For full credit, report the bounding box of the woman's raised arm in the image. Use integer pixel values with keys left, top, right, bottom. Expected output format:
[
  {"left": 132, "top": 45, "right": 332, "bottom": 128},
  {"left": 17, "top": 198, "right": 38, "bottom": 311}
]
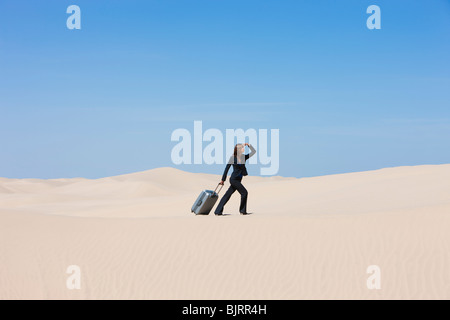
[{"left": 245, "top": 144, "right": 256, "bottom": 161}]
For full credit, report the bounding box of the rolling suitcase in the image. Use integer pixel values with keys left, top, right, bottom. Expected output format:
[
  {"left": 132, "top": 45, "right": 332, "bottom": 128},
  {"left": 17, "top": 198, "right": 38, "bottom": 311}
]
[{"left": 191, "top": 183, "right": 223, "bottom": 215}]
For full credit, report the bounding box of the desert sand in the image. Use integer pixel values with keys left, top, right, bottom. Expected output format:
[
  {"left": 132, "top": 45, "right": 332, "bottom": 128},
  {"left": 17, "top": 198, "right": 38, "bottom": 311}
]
[{"left": 1, "top": 164, "right": 449, "bottom": 299}]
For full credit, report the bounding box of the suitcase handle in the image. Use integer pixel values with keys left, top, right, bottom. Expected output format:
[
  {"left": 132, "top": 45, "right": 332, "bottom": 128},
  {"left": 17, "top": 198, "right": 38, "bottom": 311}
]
[{"left": 213, "top": 183, "right": 223, "bottom": 195}]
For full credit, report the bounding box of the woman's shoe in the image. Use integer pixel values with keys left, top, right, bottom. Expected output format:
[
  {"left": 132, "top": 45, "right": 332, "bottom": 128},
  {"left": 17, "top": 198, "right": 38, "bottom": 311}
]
[
  {"left": 240, "top": 212, "right": 251, "bottom": 215},
  {"left": 215, "top": 213, "right": 223, "bottom": 216}
]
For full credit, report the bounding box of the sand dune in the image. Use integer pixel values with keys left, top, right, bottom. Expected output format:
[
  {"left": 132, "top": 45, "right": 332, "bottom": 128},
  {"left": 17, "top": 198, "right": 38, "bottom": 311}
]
[{"left": 1, "top": 164, "right": 449, "bottom": 299}]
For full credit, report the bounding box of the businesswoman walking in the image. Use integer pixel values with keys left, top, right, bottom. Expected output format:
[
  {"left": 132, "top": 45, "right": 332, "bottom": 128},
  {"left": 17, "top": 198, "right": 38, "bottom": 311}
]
[{"left": 214, "top": 143, "right": 256, "bottom": 215}]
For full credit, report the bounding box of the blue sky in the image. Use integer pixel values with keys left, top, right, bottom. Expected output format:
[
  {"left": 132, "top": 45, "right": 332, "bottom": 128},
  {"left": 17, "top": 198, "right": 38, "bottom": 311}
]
[{"left": 1, "top": 0, "right": 449, "bottom": 179}]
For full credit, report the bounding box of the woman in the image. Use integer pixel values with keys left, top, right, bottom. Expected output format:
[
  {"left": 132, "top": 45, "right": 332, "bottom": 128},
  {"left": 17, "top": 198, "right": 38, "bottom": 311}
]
[{"left": 214, "top": 143, "right": 256, "bottom": 216}]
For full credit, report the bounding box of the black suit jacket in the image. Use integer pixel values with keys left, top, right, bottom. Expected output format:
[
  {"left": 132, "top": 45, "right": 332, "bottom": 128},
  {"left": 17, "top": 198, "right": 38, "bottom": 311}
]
[{"left": 221, "top": 145, "right": 256, "bottom": 181}]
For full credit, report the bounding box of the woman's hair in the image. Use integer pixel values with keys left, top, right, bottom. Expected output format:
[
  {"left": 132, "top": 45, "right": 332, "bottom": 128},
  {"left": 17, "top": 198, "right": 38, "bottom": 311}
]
[{"left": 233, "top": 143, "right": 244, "bottom": 157}]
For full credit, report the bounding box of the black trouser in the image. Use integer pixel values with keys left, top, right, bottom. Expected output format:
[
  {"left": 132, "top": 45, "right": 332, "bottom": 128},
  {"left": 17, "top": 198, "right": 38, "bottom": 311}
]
[{"left": 214, "top": 177, "right": 248, "bottom": 214}]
